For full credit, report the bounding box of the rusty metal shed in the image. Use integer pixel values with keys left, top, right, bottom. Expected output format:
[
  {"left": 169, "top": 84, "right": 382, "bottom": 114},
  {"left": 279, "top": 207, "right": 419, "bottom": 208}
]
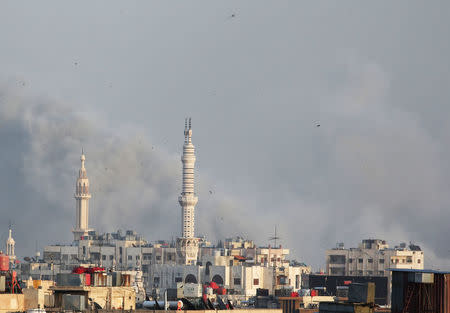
[{"left": 390, "top": 269, "right": 450, "bottom": 313}]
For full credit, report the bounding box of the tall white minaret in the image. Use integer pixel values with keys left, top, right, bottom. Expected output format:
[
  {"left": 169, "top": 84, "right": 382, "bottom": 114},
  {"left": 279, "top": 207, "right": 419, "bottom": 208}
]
[
  {"left": 176, "top": 118, "right": 199, "bottom": 264},
  {"left": 6, "top": 226, "right": 16, "bottom": 265},
  {"left": 179, "top": 117, "right": 198, "bottom": 238},
  {"left": 72, "top": 150, "right": 92, "bottom": 241}
]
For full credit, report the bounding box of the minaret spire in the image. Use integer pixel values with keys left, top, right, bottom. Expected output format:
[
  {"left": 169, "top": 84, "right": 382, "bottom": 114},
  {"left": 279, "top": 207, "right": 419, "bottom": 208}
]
[
  {"left": 73, "top": 150, "right": 92, "bottom": 241},
  {"left": 6, "top": 224, "right": 16, "bottom": 266},
  {"left": 177, "top": 117, "right": 200, "bottom": 264}
]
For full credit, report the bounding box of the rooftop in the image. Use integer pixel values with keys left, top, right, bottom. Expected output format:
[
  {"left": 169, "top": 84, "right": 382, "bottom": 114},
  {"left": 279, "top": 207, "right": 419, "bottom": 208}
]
[{"left": 388, "top": 268, "right": 450, "bottom": 274}]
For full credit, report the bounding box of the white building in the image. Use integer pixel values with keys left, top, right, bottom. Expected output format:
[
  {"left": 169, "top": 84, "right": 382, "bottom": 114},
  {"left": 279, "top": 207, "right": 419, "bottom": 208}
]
[
  {"left": 325, "top": 239, "right": 424, "bottom": 305},
  {"left": 146, "top": 239, "right": 310, "bottom": 298},
  {"left": 326, "top": 239, "right": 423, "bottom": 276}
]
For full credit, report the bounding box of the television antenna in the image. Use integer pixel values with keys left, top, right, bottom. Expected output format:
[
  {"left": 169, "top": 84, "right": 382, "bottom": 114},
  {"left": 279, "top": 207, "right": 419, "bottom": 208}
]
[{"left": 269, "top": 226, "right": 281, "bottom": 247}]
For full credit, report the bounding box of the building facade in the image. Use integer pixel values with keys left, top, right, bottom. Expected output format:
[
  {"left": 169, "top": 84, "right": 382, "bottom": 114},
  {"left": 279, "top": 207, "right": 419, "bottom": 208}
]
[
  {"left": 325, "top": 239, "right": 424, "bottom": 305},
  {"left": 326, "top": 239, "right": 424, "bottom": 276}
]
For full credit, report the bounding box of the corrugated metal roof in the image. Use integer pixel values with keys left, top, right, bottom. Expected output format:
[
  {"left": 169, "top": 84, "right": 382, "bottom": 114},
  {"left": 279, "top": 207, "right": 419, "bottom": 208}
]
[{"left": 388, "top": 268, "right": 450, "bottom": 274}]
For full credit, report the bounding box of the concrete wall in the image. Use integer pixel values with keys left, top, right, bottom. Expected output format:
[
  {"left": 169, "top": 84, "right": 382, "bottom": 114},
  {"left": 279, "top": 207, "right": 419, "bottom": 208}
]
[
  {"left": 88, "top": 286, "right": 135, "bottom": 310},
  {"left": 0, "top": 294, "right": 25, "bottom": 313},
  {"left": 23, "top": 287, "right": 45, "bottom": 310}
]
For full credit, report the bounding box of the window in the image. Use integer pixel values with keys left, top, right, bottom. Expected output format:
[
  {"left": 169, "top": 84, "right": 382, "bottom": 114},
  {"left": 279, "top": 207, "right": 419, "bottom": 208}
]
[
  {"left": 234, "top": 278, "right": 241, "bottom": 285},
  {"left": 329, "top": 255, "right": 346, "bottom": 264},
  {"left": 119, "top": 247, "right": 123, "bottom": 254},
  {"left": 349, "top": 259, "right": 353, "bottom": 263},
  {"left": 102, "top": 255, "right": 106, "bottom": 260},
  {"left": 418, "top": 259, "right": 421, "bottom": 264},
  {"left": 367, "top": 271, "right": 373, "bottom": 275},
  {"left": 331, "top": 268, "right": 345, "bottom": 275},
  {"left": 136, "top": 255, "right": 140, "bottom": 260},
  {"left": 91, "top": 253, "right": 100, "bottom": 260},
  {"left": 368, "top": 258, "right": 373, "bottom": 263},
  {"left": 156, "top": 256, "right": 161, "bottom": 261},
  {"left": 109, "top": 255, "right": 114, "bottom": 260},
  {"left": 407, "top": 256, "right": 412, "bottom": 263},
  {"left": 175, "top": 277, "right": 182, "bottom": 283},
  {"left": 253, "top": 279, "right": 259, "bottom": 285},
  {"left": 186, "top": 274, "right": 198, "bottom": 284},
  {"left": 378, "top": 271, "right": 384, "bottom": 276},
  {"left": 154, "top": 277, "right": 160, "bottom": 284},
  {"left": 358, "top": 258, "right": 363, "bottom": 263},
  {"left": 128, "top": 255, "right": 132, "bottom": 260},
  {"left": 143, "top": 254, "right": 152, "bottom": 260},
  {"left": 379, "top": 259, "right": 384, "bottom": 264}
]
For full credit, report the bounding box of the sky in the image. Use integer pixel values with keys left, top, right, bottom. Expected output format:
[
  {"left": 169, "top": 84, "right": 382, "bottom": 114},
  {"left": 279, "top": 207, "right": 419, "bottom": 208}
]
[{"left": 1, "top": 1, "right": 450, "bottom": 270}]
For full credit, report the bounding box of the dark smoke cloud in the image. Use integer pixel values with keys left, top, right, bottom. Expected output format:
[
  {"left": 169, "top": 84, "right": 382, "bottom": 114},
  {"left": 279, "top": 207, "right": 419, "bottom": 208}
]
[{"left": 0, "top": 83, "right": 255, "bottom": 259}]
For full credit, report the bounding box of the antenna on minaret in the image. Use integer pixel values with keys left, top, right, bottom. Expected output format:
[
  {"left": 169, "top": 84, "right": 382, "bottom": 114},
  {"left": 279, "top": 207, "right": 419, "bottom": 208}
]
[{"left": 184, "top": 118, "right": 188, "bottom": 143}]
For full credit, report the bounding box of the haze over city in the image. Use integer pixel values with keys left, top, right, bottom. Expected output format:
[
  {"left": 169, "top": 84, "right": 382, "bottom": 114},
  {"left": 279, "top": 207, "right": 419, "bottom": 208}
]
[{"left": 1, "top": 1, "right": 450, "bottom": 271}]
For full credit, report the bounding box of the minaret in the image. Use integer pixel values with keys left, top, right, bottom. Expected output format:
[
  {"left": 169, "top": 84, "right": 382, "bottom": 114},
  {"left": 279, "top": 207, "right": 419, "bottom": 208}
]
[
  {"left": 179, "top": 117, "right": 198, "bottom": 238},
  {"left": 176, "top": 118, "right": 200, "bottom": 264},
  {"left": 72, "top": 150, "right": 92, "bottom": 241},
  {"left": 6, "top": 226, "right": 16, "bottom": 265}
]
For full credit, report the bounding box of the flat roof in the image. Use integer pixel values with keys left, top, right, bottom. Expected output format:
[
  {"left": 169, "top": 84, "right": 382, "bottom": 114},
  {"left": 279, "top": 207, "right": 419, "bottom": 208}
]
[{"left": 388, "top": 268, "right": 450, "bottom": 274}]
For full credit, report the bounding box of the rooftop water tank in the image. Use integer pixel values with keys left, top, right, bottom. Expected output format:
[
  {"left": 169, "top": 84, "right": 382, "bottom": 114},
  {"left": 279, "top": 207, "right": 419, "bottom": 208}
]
[{"left": 0, "top": 252, "right": 9, "bottom": 271}]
